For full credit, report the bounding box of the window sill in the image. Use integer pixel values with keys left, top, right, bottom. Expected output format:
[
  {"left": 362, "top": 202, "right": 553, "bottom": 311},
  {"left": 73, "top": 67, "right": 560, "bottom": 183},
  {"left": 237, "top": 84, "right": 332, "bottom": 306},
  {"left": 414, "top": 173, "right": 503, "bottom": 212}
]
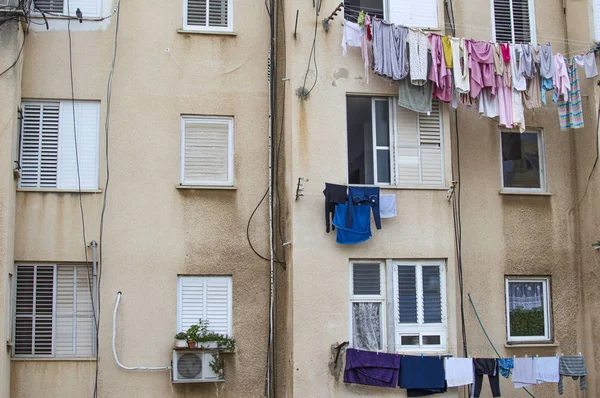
[
  {"left": 12, "top": 357, "right": 97, "bottom": 362},
  {"left": 349, "top": 185, "right": 449, "bottom": 191},
  {"left": 17, "top": 188, "right": 102, "bottom": 193},
  {"left": 176, "top": 185, "right": 237, "bottom": 191},
  {"left": 177, "top": 29, "right": 237, "bottom": 36},
  {"left": 500, "top": 190, "right": 551, "bottom": 196},
  {"left": 504, "top": 342, "right": 558, "bottom": 348}
]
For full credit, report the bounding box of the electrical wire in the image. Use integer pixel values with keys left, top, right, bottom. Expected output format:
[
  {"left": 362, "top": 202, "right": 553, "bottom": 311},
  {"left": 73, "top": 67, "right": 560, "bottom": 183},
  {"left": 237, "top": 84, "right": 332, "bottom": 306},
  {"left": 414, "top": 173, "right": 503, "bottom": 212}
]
[
  {"left": 0, "top": 20, "right": 27, "bottom": 77},
  {"left": 299, "top": 4, "right": 319, "bottom": 98}
]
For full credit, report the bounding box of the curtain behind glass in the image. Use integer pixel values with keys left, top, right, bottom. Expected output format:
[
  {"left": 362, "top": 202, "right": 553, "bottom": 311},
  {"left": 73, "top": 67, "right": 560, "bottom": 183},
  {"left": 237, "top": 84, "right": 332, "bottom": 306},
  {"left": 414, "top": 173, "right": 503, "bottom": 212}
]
[
  {"left": 352, "top": 303, "right": 381, "bottom": 350},
  {"left": 508, "top": 282, "right": 543, "bottom": 311}
]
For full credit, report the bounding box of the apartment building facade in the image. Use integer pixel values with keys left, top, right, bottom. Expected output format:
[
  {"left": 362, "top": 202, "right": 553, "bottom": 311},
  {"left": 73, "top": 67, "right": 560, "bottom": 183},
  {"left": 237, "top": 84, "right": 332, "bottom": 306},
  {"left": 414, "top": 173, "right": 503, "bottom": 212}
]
[{"left": 0, "top": 0, "right": 600, "bottom": 397}]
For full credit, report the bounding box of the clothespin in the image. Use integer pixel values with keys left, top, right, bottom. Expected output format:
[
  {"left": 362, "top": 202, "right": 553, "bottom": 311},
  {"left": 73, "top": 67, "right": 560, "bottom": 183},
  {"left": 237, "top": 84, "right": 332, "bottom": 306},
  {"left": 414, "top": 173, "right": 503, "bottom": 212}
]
[
  {"left": 531, "top": 355, "right": 534, "bottom": 359},
  {"left": 438, "top": 354, "right": 441, "bottom": 359}
]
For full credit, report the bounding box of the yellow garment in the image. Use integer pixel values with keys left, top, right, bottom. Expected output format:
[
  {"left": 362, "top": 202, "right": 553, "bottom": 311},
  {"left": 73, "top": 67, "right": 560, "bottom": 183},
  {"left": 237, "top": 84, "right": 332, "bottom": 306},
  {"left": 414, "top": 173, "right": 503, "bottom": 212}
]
[{"left": 442, "top": 36, "right": 453, "bottom": 68}]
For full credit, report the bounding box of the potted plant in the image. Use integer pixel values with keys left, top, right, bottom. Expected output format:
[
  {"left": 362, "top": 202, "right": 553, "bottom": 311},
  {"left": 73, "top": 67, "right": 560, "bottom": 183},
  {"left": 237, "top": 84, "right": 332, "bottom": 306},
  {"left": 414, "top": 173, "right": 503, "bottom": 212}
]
[
  {"left": 186, "top": 324, "right": 201, "bottom": 348},
  {"left": 195, "top": 319, "right": 236, "bottom": 352},
  {"left": 174, "top": 332, "right": 188, "bottom": 348}
]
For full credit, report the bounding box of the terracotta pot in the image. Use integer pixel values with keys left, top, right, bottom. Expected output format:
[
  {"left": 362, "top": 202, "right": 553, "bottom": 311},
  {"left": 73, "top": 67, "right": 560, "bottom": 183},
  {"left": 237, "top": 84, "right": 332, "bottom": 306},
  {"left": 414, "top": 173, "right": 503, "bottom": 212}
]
[{"left": 187, "top": 341, "right": 197, "bottom": 348}]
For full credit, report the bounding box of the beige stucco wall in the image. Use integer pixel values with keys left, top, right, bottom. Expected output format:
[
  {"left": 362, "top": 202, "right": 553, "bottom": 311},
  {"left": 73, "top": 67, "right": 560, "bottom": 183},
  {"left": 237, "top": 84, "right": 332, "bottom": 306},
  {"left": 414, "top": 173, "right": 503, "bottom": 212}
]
[
  {"left": 11, "top": 0, "right": 273, "bottom": 397},
  {"left": 0, "top": 18, "right": 24, "bottom": 398}
]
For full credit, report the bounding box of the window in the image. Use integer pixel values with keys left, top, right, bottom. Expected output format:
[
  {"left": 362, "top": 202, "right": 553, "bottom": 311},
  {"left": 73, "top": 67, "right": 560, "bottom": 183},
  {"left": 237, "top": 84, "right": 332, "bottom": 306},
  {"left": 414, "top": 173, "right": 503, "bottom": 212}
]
[
  {"left": 33, "top": 0, "right": 101, "bottom": 18},
  {"left": 500, "top": 130, "right": 546, "bottom": 192},
  {"left": 492, "top": 0, "right": 535, "bottom": 43},
  {"left": 180, "top": 116, "right": 234, "bottom": 187},
  {"left": 349, "top": 260, "right": 447, "bottom": 352},
  {"left": 19, "top": 100, "right": 100, "bottom": 190},
  {"left": 14, "top": 264, "right": 95, "bottom": 357},
  {"left": 505, "top": 277, "right": 551, "bottom": 343},
  {"left": 343, "top": 0, "right": 437, "bottom": 28},
  {"left": 346, "top": 97, "right": 444, "bottom": 187},
  {"left": 177, "top": 276, "right": 232, "bottom": 336},
  {"left": 184, "top": 0, "right": 233, "bottom": 32},
  {"left": 594, "top": 0, "right": 600, "bottom": 42}
]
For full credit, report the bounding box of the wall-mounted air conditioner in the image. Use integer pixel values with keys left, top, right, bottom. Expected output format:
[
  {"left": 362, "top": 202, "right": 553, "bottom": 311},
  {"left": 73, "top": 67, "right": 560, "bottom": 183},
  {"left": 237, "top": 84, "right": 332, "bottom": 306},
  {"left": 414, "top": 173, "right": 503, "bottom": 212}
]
[
  {"left": 0, "top": 0, "right": 19, "bottom": 8},
  {"left": 172, "top": 349, "right": 224, "bottom": 383}
]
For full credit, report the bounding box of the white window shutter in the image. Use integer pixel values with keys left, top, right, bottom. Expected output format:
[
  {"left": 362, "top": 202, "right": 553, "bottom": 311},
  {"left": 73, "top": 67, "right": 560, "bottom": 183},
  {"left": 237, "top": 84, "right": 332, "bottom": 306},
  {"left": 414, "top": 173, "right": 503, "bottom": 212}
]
[
  {"left": 186, "top": 0, "right": 229, "bottom": 28},
  {"left": 179, "top": 277, "right": 205, "bottom": 332},
  {"left": 594, "top": 0, "right": 600, "bottom": 41},
  {"left": 67, "top": 0, "right": 101, "bottom": 17},
  {"left": 33, "top": 0, "right": 64, "bottom": 13},
  {"left": 396, "top": 106, "right": 420, "bottom": 185},
  {"left": 75, "top": 267, "right": 94, "bottom": 356},
  {"left": 418, "top": 101, "right": 443, "bottom": 186},
  {"left": 55, "top": 266, "right": 75, "bottom": 357},
  {"left": 20, "top": 102, "right": 59, "bottom": 188},
  {"left": 388, "top": 0, "right": 412, "bottom": 26},
  {"left": 182, "top": 117, "right": 233, "bottom": 186},
  {"left": 493, "top": 0, "right": 532, "bottom": 43},
  {"left": 411, "top": 0, "right": 438, "bottom": 28},
  {"left": 178, "top": 276, "right": 232, "bottom": 336},
  {"left": 57, "top": 101, "right": 100, "bottom": 190},
  {"left": 205, "top": 278, "right": 231, "bottom": 336}
]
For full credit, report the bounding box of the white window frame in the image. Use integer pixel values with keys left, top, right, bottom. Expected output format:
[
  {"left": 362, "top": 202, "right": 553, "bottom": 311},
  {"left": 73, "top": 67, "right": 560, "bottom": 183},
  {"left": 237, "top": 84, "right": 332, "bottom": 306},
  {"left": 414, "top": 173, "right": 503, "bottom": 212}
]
[
  {"left": 32, "top": 0, "right": 102, "bottom": 18},
  {"left": 392, "top": 260, "right": 447, "bottom": 353},
  {"left": 183, "top": 0, "right": 234, "bottom": 33},
  {"left": 490, "top": 0, "right": 537, "bottom": 44},
  {"left": 6, "top": 273, "right": 13, "bottom": 346},
  {"left": 12, "top": 263, "right": 96, "bottom": 358},
  {"left": 499, "top": 129, "right": 547, "bottom": 194},
  {"left": 176, "top": 276, "right": 233, "bottom": 336},
  {"left": 505, "top": 277, "right": 551, "bottom": 343},
  {"left": 348, "top": 261, "right": 387, "bottom": 351},
  {"left": 371, "top": 98, "right": 394, "bottom": 186},
  {"left": 180, "top": 115, "right": 235, "bottom": 187}
]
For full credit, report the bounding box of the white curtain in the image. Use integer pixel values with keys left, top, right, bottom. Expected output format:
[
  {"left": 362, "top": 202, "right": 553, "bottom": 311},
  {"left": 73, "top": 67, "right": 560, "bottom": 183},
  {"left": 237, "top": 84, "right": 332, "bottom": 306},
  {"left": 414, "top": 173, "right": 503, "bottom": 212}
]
[
  {"left": 509, "top": 282, "right": 543, "bottom": 311},
  {"left": 352, "top": 303, "right": 381, "bottom": 350}
]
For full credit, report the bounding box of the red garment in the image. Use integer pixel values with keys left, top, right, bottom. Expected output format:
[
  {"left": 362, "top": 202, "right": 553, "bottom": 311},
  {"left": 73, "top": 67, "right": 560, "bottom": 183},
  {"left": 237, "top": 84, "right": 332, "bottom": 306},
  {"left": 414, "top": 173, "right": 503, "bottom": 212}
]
[
  {"left": 428, "top": 34, "right": 453, "bottom": 102},
  {"left": 500, "top": 43, "right": 510, "bottom": 63},
  {"left": 366, "top": 23, "right": 372, "bottom": 41}
]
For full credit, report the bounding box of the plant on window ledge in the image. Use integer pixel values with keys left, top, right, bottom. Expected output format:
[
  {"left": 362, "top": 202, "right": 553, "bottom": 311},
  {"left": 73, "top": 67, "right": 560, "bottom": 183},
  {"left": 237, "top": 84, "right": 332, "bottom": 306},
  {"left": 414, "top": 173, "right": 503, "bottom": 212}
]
[
  {"left": 187, "top": 319, "right": 236, "bottom": 351},
  {"left": 174, "top": 332, "right": 188, "bottom": 348}
]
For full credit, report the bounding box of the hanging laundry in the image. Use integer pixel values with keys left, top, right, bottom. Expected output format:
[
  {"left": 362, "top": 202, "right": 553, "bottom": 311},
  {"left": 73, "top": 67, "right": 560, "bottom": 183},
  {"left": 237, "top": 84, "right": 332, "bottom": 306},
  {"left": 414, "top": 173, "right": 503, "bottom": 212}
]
[
  {"left": 398, "top": 356, "right": 446, "bottom": 396},
  {"left": 492, "top": 43, "right": 504, "bottom": 77},
  {"left": 556, "top": 59, "right": 584, "bottom": 130},
  {"left": 473, "top": 358, "right": 500, "bottom": 398},
  {"left": 541, "top": 77, "right": 553, "bottom": 105},
  {"left": 553, "top": 54, "right": 570, "bottom": 101},
  {"left": 540, "top": 44, "right": 554, "bottom": 79},
  {"left": 346, "top": 186, "right": 381, "bottom": 230},
  {"left": 444, "top": 357, "right": 474, "bottom": 387},
  {"left": 332, "top": 202, "right": 372, "bottom": 244},
  {"left": 512, "top": 357, "right": 537, "bottom": 389},
  {"left": 574, "top": 52, "right": 599, "bottom": 78},
  {"left": 512, "top": 89, "right": 526, "bottom": 132},
  {"left": 323, "top": 183, "right": 347, "bottom": 233},
  {"left": 467, "top": 40, "right": 495, "bottom": 99},
  {"left": 379, "top": 194, "right": 396, "bottom": 218},
  {"left": 343, "top": 348, "right": 401, "bottom": 388},
  {"left": 511, "top": 44, "right": 527, "bottom": 91},
  {"left": 498, "top": 357, "right": 514, "bottom": 379},
  {"left": 341, "top": 20, "right": 363, "bottom": 57},
  {"left": 398, "top": 78, "right": 433, "bottom": 113},
  {"left": 497, "top": 76, "right": 514, "bottom": 127},
  {"left": 451, "top": 38, "right": 470, "bottom": 94},
  {"left": 524, "top": 72, "right": 542, "bottom": 109},
  {"left": 519, "top": 44, "right": 536, "bottom": 79},
  {"left": 407, "top": 30, "right": 430, "bottom": 86},
  {"left": 532, "top": 45, "right": 541, "bottom": 66},
  {"left": 361, "top": 15, "right": 372, "bottom": 83},
  {"left": 558, "top": 355, "right": 587, "bottom": 394},
  {"left": 478, "top": 88, "right": 499, "bottom": 118},
  {"left": 442, "top": 36, "right": 453, "bottom": 68},
  {"left": 429, "top": 34, "right": 453, "bottom": 102},
  {"left": 357, "top": 10, "right": 365, "bottom": 26},
  {"left": 372, "top": 19, "right": 408, "bottom": 80},
  {"left": 535, "top": 356, "right": 559, "bottom": 383}
]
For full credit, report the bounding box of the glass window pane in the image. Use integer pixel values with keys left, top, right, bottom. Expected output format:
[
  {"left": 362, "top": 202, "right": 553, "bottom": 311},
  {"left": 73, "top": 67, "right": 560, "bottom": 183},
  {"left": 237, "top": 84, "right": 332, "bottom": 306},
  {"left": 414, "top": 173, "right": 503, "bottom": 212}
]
[
  {"left": 400, "top": 335, "right": 419, "bottom": 346},
  {"left": 422, "top": 266, "right": 442, "bottom": 324},
  {"left": 508, "top": 281, "right": 545, "bottom": 337},
  {"left": 377, "top": 150, "right": 391, "bottom": 183},
  {"left": 375, "top": 100, "right": 390, "bottom": 147},
  {"left": 353, "top": 263, "right": 381, "bottom": 295},
  {"left": 344, "top": 0, "right": 384, "bottom": 20},
  {"left": 352, "top": 303, "right": 381, "bottom": 350},
  {"left": 347, "top": 97, "right": 374, "bottom": 184},
  {"left": 502, "top": 132, "right": 541, "bottom": 189},
  {"left": 398, "top": 266, "right": 417, "bottom": 323},
  {"left": 423, "top": 335, "right": 441, "bottom": 345}
]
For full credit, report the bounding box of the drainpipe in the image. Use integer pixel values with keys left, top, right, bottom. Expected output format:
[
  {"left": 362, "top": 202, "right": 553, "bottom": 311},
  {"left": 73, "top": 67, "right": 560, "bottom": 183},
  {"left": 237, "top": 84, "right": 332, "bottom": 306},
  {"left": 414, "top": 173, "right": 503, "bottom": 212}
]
[{"left": 90, "top": 240, "right": 98, "bottom": 313}]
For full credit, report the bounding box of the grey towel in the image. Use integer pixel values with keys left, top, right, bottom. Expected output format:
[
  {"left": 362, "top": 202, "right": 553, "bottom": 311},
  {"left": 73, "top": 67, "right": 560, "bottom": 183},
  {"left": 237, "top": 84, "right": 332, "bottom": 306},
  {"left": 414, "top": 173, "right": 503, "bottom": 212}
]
[
  {"left": 372, "top": 19, "right": 408, "bottom": 80},
  {"left": 519, "top": 44, "right": 535, "bottom": 78},
  {"left": 540, "top": 44, "right": 554, "bottom": 79},
  {"left": 558, "top": 355, "right": 587, "bottom": 395}
]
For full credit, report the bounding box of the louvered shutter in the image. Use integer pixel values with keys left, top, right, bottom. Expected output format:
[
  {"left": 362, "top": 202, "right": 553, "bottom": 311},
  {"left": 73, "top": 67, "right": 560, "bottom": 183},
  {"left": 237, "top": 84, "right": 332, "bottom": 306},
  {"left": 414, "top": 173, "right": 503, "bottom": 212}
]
[
  {"left": 353, "top": 263, "right": 381, "bottom": 295},
  {"left": 422, "top": 266, "right": 442, "bottom": 323},
  {"left": 595, "top": 0, "right": 600, "bottom": 42},
  {"left": 57, "top": 101, "right": 100, "bottom": 190},
  {"left": 493, "top": 0, "right": 533, "bottom": 43},
  {"left": 388, "top": 0, "right": 437, "bottom": 28},
  {"left": 67, "top": 0, "right": 100, "bottom": 17},
  {"left": 14, "top": 265, "right": 55, "bottom": 356},
  {"left": 75, "top": 266, "right": 95, "bottom": 356},
  {"left": 20, "top": 102, "right": 59, "bottom": 188},
  {"left": 186, "top": 0, "right": 231, "bottom": 30},
  {"left": 397, "top": 266, "right": 418, "bottom": 323},
  {"left": 55, "top": 266, "right": 75, "bottom": 356},
  {"left": 33, "top": 0, "right": 64, "bottom": 13},
  {"left": 396, "top": 105, "right": 420, "bottom": 185},
  {"left": 388, "top": 0, "right": 412, "bottom": 26},
  {"left": 178, "top": 277, "right": 232, "bottom": 336},
  {"left": 182, "top": 117, "right": 233, "bottom": 186},
  {"left": 418, "top": 101, "right": 443, "bottom": 186}
]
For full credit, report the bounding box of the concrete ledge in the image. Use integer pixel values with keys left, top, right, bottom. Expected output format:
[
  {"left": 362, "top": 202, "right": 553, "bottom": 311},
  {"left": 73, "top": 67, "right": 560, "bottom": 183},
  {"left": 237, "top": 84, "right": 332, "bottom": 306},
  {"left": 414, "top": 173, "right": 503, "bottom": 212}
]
[
  {"left": 504, "top": 343, "right": 559, "bottom": 348},
  {"left": 17, "top": 188, "right": 102, "bottom": 193},
  {"left": 12, "top": 357, "right": 97, "bottom": 361},
  {"left": 176, "top": 185, "right": 237, "bottom": 191},
  {"left": 382, "top": 186, "right": 450, "bottom": 191},
  {"left": 500, "top": 190, "right": 552, "bottom": 196},
  {"left": 177, "top": 29, "right": 236, "bottom": 36}
]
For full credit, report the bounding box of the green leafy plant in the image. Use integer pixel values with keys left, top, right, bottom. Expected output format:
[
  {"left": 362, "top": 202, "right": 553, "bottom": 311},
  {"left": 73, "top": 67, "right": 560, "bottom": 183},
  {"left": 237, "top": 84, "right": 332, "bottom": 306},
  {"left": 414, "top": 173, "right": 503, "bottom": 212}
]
[
  {"left": 210, "top": 352, "right": 225, "bottom": 378},
  {"left": 174, "top": 332, "right": 187, "bottom": 340},
  {"left": 189, "top": 319, "right": 236, "bottom": 351},
  {"left": 510, "top": 307, "right": 545, "bottom": 337},
  {"left": 186, "top": 324, "right": 201, "bottom": 342}
]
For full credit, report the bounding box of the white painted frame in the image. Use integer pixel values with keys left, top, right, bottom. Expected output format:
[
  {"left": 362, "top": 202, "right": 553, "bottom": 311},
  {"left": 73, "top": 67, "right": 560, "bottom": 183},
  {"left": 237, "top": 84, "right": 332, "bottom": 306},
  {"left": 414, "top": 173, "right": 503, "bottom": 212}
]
[
  {"left": 505, "top": 277, "right": 551, "bottom": 343},
  {"left": 415, "top": 102, "right": 445, "bottom": 187},
  {"left": 371, "top": 98, "right": 394, "bottom": 185},
  {"left": 348, "top": 261, "right": 387, "bottom": 351},
  {"left": 180, "top": 116, "right": 235, "bottom": 187},
  {"left": 490, "top": 0, "right": 537, "bottom": 44},
  {"left": 31, "top": 0, "right": 102, "bottom": 18},
  {"left": 392, "top": 260, "right": 447, "bottom": 353},
  {"left": 176, "top": 276, "right": 233, "bottom": 337},
  {"left": 183, "top": 0, "right": 234, "bottom": 33},
  {"left": 499, "top": 129, "right": 547, "bottom": 193}
]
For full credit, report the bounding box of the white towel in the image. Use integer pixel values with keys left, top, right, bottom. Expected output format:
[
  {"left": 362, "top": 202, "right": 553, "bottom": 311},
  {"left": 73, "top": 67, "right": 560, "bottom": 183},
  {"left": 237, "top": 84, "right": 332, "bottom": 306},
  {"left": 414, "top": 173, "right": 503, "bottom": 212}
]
[
  {"left": 535, "top": 357, "right": 559, "bottom": 383},
  {"left": 379, "top": 194, "right": 397, "bottom": 218},
  {"left": 445, "top": 358, "right": 474, "bottom": 387},
  {"left": 513, "top": 358, "right": 537, "bottom": 388}
]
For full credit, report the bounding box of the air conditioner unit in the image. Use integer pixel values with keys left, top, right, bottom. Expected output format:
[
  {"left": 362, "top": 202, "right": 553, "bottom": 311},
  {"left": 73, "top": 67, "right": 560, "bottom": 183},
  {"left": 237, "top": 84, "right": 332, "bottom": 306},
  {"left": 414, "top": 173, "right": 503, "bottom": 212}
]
[
  {"left": 0, "top": 0, "right": 19, "bottom": 8},
  {"left": 172, "top": 349, "right": 224, "bottom": 383}
]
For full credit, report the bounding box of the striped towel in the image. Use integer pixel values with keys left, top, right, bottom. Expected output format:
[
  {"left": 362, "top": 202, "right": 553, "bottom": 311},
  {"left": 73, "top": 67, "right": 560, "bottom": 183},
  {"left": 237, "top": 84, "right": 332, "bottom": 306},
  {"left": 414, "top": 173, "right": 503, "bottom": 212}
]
[
  {"left": 558, "top": 355, "right": 587, "bottom": 395},
  {"left": 557, "top": 59, "right": 584, "bottom": 131}
]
